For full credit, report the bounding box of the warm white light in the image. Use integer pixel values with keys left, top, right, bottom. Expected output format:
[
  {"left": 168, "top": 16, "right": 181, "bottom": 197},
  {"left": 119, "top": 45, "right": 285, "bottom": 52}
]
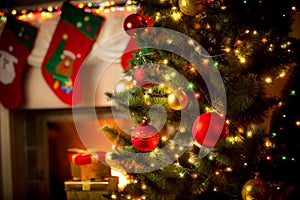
[
  {"left": 141, "top": 184, "right": 147, "bottom": 190},
  {"left": 265, "top": 140, "right": 272, "bottom": 147},
  {"left": 224, "top": 47, "right": 231, "bottom": 52},
  {"left": 171, "top": 11, "right": 181, "bottom": 21},
  {"left": 247, "top": 131, "right": 253, "bottom": 137},
  {"left": 225, "top": 167, "right": 232, "bottom": 172},
  {"left": 240, "top": 57, "right": 246, "bottom": 63},
  {"left": 179, "top": 127, "right": 186, "bottom": 133},
  {"left": 111, "top": 169, "right": 131, "bottom": 189},
  {"left": 11, "top": 10, "right": 17, "bottom": 15},
  {"left": 279, "top": 71, "right": 286, "bottom": 78},
  {"left": 265, "top": 77, "right": 272, "bottom": 83}
]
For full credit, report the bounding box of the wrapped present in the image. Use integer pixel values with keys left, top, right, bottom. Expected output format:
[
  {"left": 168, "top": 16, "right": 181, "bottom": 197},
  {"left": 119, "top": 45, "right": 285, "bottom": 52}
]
[
  {"left": 64, "top": 177, "right": 119, "bottom": 200},
  {"left": 68, "top": 149, "right": 111, "bottom": 180}
]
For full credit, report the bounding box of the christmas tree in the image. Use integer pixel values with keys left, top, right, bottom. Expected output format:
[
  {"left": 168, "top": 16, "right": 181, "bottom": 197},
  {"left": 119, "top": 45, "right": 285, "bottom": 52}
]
[{"left": 102, "top": 0, "right": 300, "bottom": 199}]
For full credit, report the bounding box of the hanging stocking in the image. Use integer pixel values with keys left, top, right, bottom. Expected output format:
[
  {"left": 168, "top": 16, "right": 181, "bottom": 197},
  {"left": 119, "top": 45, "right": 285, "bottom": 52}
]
[
  {"left": 42, "top": 2, "right": 104, "bottom": 105},
  {"left": 0, "top": 15, "right": 37, "bottom": 109},
  {"left": 121, "top": 13, "right": 154, "bottom": 71},
  {"left": 121, "top": 36, "right": 141, "bottom": 71}
]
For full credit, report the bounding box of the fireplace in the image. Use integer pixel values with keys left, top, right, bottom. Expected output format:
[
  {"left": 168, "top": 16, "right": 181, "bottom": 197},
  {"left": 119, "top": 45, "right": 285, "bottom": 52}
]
[{"left": 9, "top": 107, "right": 132, "bottom": 200}]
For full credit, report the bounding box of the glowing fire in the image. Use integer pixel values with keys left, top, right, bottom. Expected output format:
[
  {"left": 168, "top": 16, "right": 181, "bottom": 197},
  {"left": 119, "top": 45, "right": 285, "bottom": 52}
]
[{"left": 111, "top": 168, "right": 131, "bottom": 189}]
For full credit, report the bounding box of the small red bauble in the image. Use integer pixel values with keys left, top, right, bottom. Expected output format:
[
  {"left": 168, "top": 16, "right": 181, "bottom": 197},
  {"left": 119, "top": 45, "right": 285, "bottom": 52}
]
[
  {"left": 192, "top": 112, "right": 228, "bottom": 148},
  {"left": 131, "top": 123, "right": 159, "bottom": 152},
  {"left": 134, "top": 68, "right": 152, "bottom": 88},
  {"left": 123, "top": 14, "right": 147, "bottom": 35}
]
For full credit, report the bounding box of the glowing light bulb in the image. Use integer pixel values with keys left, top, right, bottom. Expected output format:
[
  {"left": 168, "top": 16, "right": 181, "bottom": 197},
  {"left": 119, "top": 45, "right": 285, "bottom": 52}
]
[
  {"left": 225, "top": 167, "right": 232, "bottom": 172},
  {"left": 240, "top": 57, "right": 246, "bottom": 63},
  {"left": 224, "top": 47, "right": 231, "bottom": 52},
  {"left": 265, "top": 77, "right": 272, "bottom": 83},
  {"left": 265, "top": 140, "right": 272, "bottom": 147},
  {"left": 171, "top": 11, "right": 182, "bottom": 21},
  {"left": 262, "top": 38, "right": 267, "bottom": 43},
  {"left": 190, "top": 66, "right": 196, "bottom": 73},
  {"left": 11, "top": 10, "right": 17, "bottom": 15},
  {"left": 279, "top": 71, "right": 286, "bottom": 78},
  {"left": 247, "top": 131, "right": 253, "bottom": 137},
  {"left": 291, "top": 90, "right": 296, "bottom": 96},
  {"left": 188, "top": 82, "right": 194, "bottom": 89},
  {"left": 188, "top": 39, "right": 194, "bottom": 46},
  {"left": 236, "top": 40, "right": 242, "bottom": 44}
]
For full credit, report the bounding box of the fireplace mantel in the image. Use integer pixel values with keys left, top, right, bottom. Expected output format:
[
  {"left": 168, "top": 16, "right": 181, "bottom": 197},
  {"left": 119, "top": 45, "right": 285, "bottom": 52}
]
[{"left": 0, "top": 8, "right": 133, "bottom": 199}]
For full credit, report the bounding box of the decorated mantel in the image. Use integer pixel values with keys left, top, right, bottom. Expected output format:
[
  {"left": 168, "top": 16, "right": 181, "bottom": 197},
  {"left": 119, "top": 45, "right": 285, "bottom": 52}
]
[
  {"left": 0, "top": 1, "right": 139, "bottom": 200},
  {"left": 0, "top": 1, "right": 136, "bottom": 109}
]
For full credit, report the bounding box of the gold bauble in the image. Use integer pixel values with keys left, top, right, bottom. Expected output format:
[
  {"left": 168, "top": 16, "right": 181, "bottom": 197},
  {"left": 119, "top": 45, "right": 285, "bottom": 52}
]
[
  {"left": 241, "top": 175, "right": 271, "bottom": 200},
  {"left": 114, "top": 78, "right": 134, "bottom": 93},
  {"left": 168, "top": 89, "right": 188, "bottom": 110},
  {"left": 178, "top": 0, "right": 207, "bottom": 16}
]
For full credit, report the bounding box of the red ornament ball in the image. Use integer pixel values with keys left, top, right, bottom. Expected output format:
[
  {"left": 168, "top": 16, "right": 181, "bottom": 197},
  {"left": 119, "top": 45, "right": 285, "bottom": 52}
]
[
  {"left": 192, "top": 112, "right": 228, "bottom": 148},
  {"left": 131, "top": 123, "right": 160, "bottom": 152},
  {"left": 123, "top": 14, "right": 147, "bottom": 34},
  {"left": 134, "top": 68, "right": 152, "bottom": 88}
]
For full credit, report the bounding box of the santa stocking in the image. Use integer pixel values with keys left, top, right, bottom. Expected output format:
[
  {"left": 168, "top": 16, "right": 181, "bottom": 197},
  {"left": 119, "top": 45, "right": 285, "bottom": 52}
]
[
  {"left": 0, "top": 15, "right": 37, "bottom": 109},
  {"left": 121, "top": 14, "right": 153, "bottom": 71},
  {"left": 121, "top": 36, "right": 141, "bottom": 71},
  {"left": 42, "top": 2, "right": 104, "bottom": 105}
]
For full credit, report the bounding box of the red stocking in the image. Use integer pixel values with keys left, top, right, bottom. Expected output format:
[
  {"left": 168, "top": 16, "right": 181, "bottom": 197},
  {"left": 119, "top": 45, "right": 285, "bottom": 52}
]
[
  {"left": 0, "top": 15, "right": 37, "bottom": 109},
  {"left": 42, "top": 2, "right": 104, "bottom": 105}
]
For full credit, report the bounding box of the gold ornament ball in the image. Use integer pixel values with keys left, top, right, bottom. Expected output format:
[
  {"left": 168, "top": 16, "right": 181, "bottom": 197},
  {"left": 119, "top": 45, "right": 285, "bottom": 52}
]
[
  {"left": 114, "top": 78, "right": 134, "bottom": 93},
  {"left": 168, "top": 89, "right": 188, "bottom": 110},
  {"left": 178, "top": 0, "right": 207, "bottom": 16},
  {"left": 241, "top": 177, "right": 271, "bottom": 200}
]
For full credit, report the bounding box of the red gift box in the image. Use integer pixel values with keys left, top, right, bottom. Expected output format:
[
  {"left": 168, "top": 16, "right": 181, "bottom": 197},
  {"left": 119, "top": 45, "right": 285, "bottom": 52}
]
[{"left": 68, "top": 149, "right": 111, "bottom": 181}]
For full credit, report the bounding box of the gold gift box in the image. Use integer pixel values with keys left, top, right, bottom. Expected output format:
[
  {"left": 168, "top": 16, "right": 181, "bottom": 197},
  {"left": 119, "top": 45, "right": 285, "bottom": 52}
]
[
  {"left": 68, "top": 149, "right": 111, "bottom": 180},
  {"left": 64, "top": 177, "right": 119, "bottom": 200}
]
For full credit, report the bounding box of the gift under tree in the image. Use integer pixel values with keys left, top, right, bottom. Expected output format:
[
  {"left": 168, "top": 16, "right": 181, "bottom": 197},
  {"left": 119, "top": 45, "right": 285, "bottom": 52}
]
[
  {"left": 42, "top": 2, "right": 104, "bottom": 105},
  {"left": 101, "top": 0, "right": 299, "bottom": 199}
]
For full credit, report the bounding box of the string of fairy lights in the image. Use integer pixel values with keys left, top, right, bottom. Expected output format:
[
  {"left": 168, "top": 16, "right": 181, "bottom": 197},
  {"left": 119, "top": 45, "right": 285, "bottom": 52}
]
[
  {"left": 0, "top": 1, "right": 138, "bottom": 22},
  {"left": 0, "top": 0, "right": 299, "bottom": 198}
]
